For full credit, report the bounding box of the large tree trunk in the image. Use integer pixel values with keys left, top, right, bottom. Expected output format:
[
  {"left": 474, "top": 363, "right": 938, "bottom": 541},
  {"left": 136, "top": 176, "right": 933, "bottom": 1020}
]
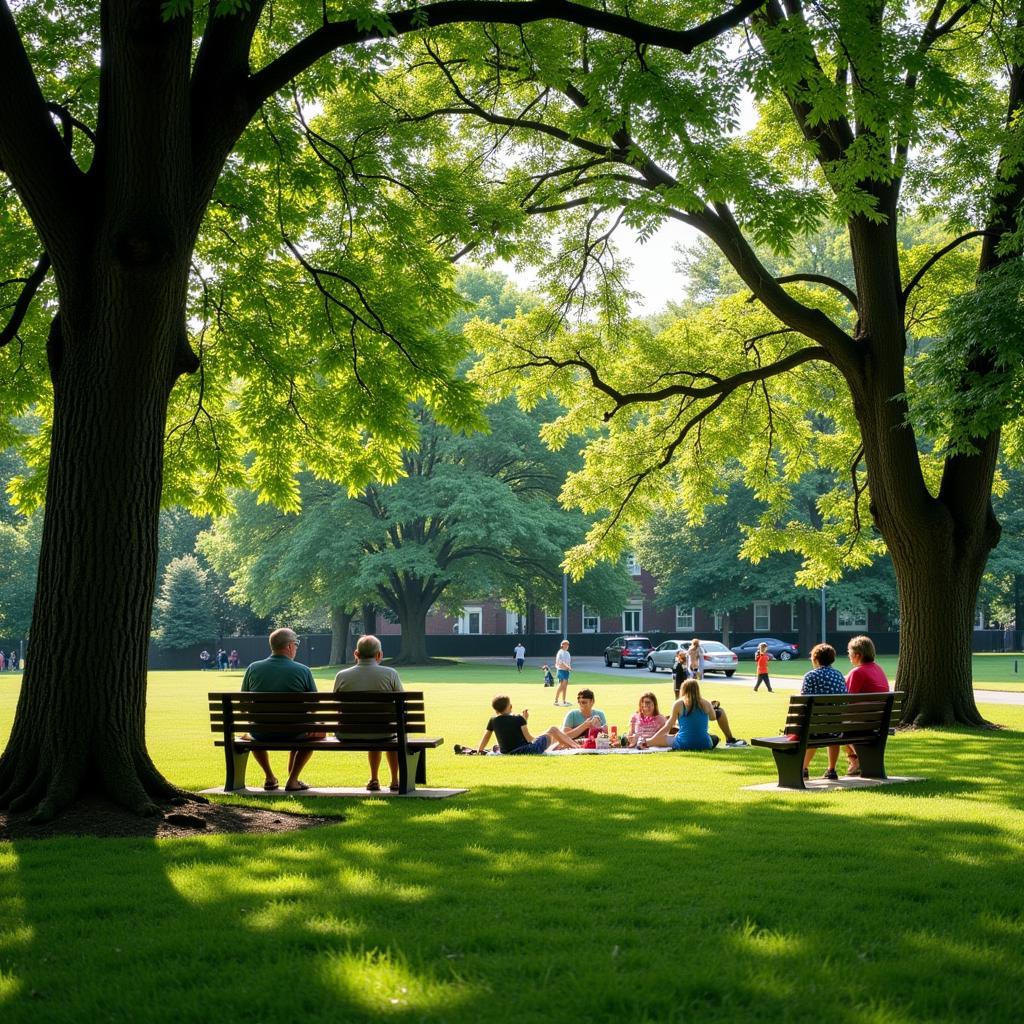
[
  {"left": 0, "top": 278, "right": 191, "bottom": 820},
  {"left": 329, "top": 607, "right": 353, "bottom": 665},
  {"left": 0, "top": 3, "right": 205, "bottom": 820},
  {"left": 846, "top": 206, "right": 999, "bottom": 727}
]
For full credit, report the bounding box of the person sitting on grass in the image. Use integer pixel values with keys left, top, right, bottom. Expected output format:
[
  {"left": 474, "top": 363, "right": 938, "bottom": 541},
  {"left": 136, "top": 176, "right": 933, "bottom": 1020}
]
[
  {"left": 476, "top": 695, "right": 579, "bottom": 755},
  {"left": 628, "top": 692, "right": 667, "bottom": 747},
  {"left": 561, "top": 689, "right": 609, "bottom": 741},
  {"left": 648, "top": 680, "right": 747, "bottom": 750},
  {"left": 800, "top": 642, "right": 847, "bottom": 781}
]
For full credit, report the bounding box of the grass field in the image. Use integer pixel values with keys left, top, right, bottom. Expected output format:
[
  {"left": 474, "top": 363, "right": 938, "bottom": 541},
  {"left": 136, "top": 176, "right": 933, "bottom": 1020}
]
[{"left": 2, "top": 665, "right": 1023, "bottom": 1023}]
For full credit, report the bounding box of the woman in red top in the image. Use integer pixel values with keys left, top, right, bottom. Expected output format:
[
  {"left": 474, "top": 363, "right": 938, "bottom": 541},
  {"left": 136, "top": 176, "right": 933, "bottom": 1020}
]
[{"left": 844, "top": 635, "right": 890, "bottom": 775}]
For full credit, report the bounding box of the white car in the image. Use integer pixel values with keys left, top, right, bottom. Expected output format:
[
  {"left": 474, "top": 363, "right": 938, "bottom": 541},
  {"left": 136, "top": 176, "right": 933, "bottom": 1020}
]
[{"left": 647, "top": 639, "right": 738, "bottom": 677}]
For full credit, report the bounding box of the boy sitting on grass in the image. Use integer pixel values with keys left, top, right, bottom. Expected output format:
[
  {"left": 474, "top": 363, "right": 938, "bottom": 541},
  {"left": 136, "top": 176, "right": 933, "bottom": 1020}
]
[{"left": 477, "top": 694, "right": 580, "bottom": 755}]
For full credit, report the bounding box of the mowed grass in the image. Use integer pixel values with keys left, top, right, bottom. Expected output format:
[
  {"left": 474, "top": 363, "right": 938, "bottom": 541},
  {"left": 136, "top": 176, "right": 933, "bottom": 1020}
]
[{"left": 1, "top": 665, "right": 1024, "bottom": 1023}]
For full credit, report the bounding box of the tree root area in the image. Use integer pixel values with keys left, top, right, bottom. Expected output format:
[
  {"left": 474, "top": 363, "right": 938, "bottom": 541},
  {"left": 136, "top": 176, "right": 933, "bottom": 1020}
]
[{"left": 0, "top": 795, "right": 345, "bottom": 841}]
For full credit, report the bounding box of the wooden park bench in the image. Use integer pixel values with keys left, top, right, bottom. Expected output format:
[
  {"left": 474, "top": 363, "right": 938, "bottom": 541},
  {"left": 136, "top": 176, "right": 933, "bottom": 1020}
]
[
  {"left": 752, "top": 691, "right": 901, "bottom": 790},
  {"left": 209, "top": 690, "right": 443, "bottom": 794}
]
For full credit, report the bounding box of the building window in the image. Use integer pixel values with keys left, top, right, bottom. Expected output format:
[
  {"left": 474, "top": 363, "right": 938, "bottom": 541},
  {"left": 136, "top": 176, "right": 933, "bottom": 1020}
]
[
  {"left": 974, "top": 609, "right": 984, "bottom": 630},
  {"left": 791, "top": 602, "right": 800, "bottom": 632},
  {"left": 713, "top": 611, "right": 723, "bottom": 632},
  {"left": 545, "top": 611, "right": 561, "bottom": 634},
  {"left": 753, "top": 602, "right": 771, "bottom": 632},
  {"left": 836, "top": 607, "right": 868, "bottom": 631},
  {"left": 459, "top": 606, "right": 483, "bottom": 635},
  {"left": 627, "top": 553, "right": 641, "bottom": 576},
  {"left": 504, "top": 609, "right": 521, "bottom": 634},
  {"left": 623, "top": 603, "right": 643, "bottom": 632},
  {"left": 582, "top": 606, "right": 600, "bottom": 633},
  {"left": 676, "top": 606, "right": 695, "bottom": 631}
]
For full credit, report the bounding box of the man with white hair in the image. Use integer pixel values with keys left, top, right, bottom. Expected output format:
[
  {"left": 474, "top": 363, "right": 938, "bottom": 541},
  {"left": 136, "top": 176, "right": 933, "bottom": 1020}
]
[{"left": 334, "top": 635, "right": 405, "bottom": 792}]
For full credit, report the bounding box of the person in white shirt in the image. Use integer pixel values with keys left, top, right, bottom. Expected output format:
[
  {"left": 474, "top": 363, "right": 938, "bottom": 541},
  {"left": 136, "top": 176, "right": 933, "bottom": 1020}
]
[
  {"left": 553, "top": 640, "right": 572, "bottom": 706},
  {"left": 513, "top": 642, "right": 526, "bottom": 672}
]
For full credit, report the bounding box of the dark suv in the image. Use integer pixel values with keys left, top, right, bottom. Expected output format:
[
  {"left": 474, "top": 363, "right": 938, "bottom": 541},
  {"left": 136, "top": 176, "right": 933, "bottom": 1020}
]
[{"left": 604, "top": 636, "right": 653, "bottom": 668}]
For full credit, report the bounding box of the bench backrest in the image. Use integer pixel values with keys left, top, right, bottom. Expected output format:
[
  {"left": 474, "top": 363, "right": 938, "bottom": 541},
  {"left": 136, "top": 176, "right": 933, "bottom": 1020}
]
[
  {"left": 209, "top": 691, "right": 427, "bottom": 742},
  {"left": 784, "top": 691, "right": 900, "bottom": 744}
]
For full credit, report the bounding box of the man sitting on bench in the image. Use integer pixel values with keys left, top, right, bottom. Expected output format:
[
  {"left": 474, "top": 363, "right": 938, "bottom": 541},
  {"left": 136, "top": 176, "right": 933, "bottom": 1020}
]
[
  {"left": 334, "top": 634, "right": 405, "bottom": 792},
  {"left": 241, "top": 627, "right": 324, "bottom": 792}
]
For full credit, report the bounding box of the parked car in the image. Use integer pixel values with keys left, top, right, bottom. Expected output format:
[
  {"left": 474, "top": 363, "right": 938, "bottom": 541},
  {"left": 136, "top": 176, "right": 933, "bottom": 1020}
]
[
  {"left": 647, "top": 639, "right": 738, "bottom": 676},
  {"left": 730, "top": 637, "right": 800, "bottom": 661},
  {"left": 604, "top": 636, "right": 654, "bottom": 667}
]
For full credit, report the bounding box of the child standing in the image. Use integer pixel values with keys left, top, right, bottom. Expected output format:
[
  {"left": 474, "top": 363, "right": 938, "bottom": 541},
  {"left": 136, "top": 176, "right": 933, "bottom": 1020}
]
[
  {"left": 753, "top": 642, "right": 773, "bottom": 692},
  {"left": 541, "top": 663, "right": 555, "bottom": 687},
  {"left": 476, "top": 695, "right": 578, "bottom": 755},
  {"left": 672, "top": 650, "right": 689, "bottom": 699}
]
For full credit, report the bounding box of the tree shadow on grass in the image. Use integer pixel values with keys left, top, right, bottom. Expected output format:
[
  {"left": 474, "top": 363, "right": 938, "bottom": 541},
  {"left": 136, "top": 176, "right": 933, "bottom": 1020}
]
[{"left": 2, "top": 778, "right": 1023, "bottom": 1023}]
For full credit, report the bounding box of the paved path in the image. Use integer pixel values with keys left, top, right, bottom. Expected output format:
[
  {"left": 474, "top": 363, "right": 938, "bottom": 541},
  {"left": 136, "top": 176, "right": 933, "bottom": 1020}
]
[{"left": 467, "top": 655, "right": 1024, "bottom": 706}]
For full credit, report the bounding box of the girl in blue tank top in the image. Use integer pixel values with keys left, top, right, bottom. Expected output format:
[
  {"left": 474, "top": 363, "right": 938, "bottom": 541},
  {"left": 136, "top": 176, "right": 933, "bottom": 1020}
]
[{"left": 647, "top": 679, "right": 720, "bottom": 751}]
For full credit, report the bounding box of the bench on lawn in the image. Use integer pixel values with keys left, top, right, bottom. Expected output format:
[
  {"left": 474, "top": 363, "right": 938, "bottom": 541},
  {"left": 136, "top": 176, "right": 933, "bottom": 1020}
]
[
  {"left": 209, "top": 690, "right": 443, "bottom": 794},
  {"left": 752, "top": 691, "right": 901, "bottom": 789}
]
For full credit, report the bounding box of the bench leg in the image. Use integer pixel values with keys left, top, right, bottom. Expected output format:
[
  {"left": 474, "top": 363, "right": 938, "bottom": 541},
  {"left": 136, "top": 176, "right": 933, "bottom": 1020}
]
[
  {"left": 224, "top": 746, "right": 250, "bottom": 791},
  {"left": 772, "top": 748, "right": 806, "bottom": 790},
  {"left": 397, "top": 749, "right": 422, "bottom": 794},
  {"left": 852, "top": 742, "right": 887, "bottom": 780}
]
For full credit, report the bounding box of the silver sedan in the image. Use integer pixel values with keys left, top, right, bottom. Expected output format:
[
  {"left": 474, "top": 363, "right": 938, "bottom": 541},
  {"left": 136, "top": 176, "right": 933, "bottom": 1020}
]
[{"left": 646, "top": 639, "right": 738, "bottom": 677}]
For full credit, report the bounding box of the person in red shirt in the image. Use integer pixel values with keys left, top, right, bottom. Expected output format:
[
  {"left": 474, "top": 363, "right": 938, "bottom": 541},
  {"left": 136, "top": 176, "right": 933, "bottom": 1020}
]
[
  {"left": 844, "top": 634, "right": 890, "bottom": 774},
  {"left": 753, "top": 642, "right": 773, "bottom": 693}
]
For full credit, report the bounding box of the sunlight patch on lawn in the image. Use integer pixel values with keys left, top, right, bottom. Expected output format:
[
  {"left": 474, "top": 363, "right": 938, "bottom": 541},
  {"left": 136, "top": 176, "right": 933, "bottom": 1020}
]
[
  {"left": 0, "top": 969, "right": 23, "bottom": 1004},
  {"left": 306, "top": 913, "right": 366, "bottom": 940},
  {"left": 318, "top": 947, "right": 480, "bottom": 1014},
  {"left": 335, "top": 866, "right": 431, "bottom": 903},
  {"left": 731, "top": 919, "right": 806, "bottom": 959},
  {"left": 166, "top": 863, "right": 318, "bottom": 903}
]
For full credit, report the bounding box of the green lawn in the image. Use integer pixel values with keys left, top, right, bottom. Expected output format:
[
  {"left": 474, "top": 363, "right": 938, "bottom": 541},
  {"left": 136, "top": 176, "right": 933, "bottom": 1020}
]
[{"left": 2, "top": 666, "right": 1023, "bottom": 1023}]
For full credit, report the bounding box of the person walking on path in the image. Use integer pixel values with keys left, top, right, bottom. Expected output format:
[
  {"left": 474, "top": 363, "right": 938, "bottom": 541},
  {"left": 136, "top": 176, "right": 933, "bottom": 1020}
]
[
  {"left": 553, "top": 640, "right": 572, "bottom": 706},
  {"left": 513, "top": 642, "right": 526, "bottom": 673},
  {"left": 753, "top": 642, "right": 774, "bottom": 692}
]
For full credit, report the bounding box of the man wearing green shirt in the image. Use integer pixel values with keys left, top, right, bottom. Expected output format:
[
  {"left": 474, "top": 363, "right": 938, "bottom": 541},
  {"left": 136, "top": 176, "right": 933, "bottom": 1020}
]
[{"left": 241, "top": 627, "right": 323, "bottom": 791}]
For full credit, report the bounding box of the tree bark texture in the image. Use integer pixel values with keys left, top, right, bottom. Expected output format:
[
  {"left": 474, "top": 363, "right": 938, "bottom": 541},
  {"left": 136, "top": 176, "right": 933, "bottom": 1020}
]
[
  {"left": 0, "top": 2, "right": 212, "bottom": 819},
  {"left": 0, "top": 268, "right": 193, "bottom": 819},
  {"left": 842, "top": 212, "right": 998, "bottom": 727},
  {"left": 329, "top": 607, "right": 353, "bottom": 665}
]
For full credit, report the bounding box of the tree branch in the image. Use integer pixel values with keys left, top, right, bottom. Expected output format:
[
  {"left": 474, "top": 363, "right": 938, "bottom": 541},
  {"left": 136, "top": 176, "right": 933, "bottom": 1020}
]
[
  {"left": 497, "top": 342, "right": 830, "bottom": 416},
  {"left": 773, "top": 273, "right": 859, "bottom": 310},
  {"left": 0, "top": 0, "right": 86, "bottom": 252},
  {"left": 0, "top": 251, "right": 50, "bottom": 348},
  {"left": 245, "top": 0, "right": 765, "bottom": 115},
  {"left": 901, "top": 230, "right": 991, "bottom": 302}
]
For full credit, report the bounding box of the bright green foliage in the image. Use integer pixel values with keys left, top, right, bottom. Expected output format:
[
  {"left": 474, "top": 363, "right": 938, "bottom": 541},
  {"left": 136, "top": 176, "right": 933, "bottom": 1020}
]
[
  {"left": 151, "top": 555, "right": 219, "bottom": 650},
  {"left": 201, "top": 398, "right": 634, "bottom": 653},
  {"left": 911, "top": 261, "right": 1024, "bottom": 455},
  {"left": 2, "top": 2, "right": 515, "bottom": 518},
  {"left": 383, "top": 3, "right": 1022, "bottom": 613}
]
